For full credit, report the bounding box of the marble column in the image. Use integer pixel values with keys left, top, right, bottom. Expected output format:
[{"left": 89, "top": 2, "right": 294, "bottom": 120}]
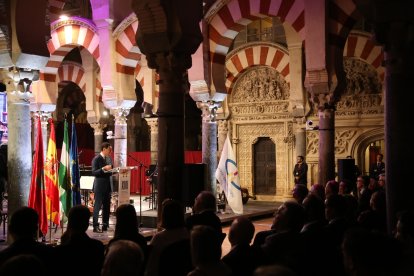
[
  {"left": 197, "top": 101, "right": 219, "bottom": 195},
  {"left": 7, "top": 91, "right": 32, "bottom": 218},
  {"left": 318, "top": 108, "right": 335, "bottom": 186},
  {"left": 217, "top": 119, "right": 228, "bottom": 156},
  {"left": 145, "top": 117, "right": 158, "bottom": 164},
  {"left": 382, "top": 21, "right": 414, "bottom": 232},
  {"left": 40, "top": 112, "right": 51, "bottom": 160},
  {"left": 154, "top": 53, "right": 188, "bottom": 215},
  {"left": 31, "top": 113, "right": 40, "bottom": 155},
  {"left": 112, "top": 108, "right": 130, "bottom": 168},
  {"left": 294, "top": 118, "right": 306, "bottom": 158},
  {"left": 90, "top": 122, "right": 107, "bottom": 155}
]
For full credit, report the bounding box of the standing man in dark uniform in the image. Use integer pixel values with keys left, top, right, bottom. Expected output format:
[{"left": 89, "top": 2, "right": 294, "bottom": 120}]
[
  {"left": 369, "top": 153, "right": 385, "bottom": 180},
  {"left": 293, "top": 155, "right": 308, "bottom": 185},
  {"left": 91, "top": 142, "right": 113, "bottom": 233}
]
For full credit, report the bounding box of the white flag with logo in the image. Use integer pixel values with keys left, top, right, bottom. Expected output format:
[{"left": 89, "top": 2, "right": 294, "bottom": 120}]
[{"left": 215, "top": 135, "right": 243, "bottom": 214}]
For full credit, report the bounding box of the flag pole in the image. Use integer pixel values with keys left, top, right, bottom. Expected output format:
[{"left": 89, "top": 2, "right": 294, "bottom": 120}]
[{"left": 49, "top": 203, "right": 52, "bottom": 243}]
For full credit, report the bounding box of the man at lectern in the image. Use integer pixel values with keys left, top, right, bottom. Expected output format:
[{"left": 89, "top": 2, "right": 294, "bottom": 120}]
[{"left": 91, "top": 142, "right": 113, "bottom": 233}]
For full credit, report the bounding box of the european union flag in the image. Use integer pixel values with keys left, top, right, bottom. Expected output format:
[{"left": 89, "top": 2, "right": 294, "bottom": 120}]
[{"left": 70, "top": 115, "right": 81, "bottom": 205}]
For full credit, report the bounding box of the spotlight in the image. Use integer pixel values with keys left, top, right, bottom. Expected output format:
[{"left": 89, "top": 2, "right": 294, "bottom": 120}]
[
  {"left": 306, "top": 120, "right": 319, "bottom": 131},
  {"left": 106, "top": 131, "right": 114, "bottom": 139}
]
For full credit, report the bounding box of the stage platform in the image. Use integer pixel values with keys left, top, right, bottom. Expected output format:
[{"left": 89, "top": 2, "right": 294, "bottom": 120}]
[
  {"left": 0, "top": 196, "right": 281, "bottom": 248},
  {"left": 137, "top": 200, "right": 280, "bottom": 229}
]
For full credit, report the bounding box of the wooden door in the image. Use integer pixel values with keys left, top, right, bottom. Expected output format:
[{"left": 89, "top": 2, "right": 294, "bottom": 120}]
[{"left": 254, "top": 137, "right": 276, "bottom": 195}]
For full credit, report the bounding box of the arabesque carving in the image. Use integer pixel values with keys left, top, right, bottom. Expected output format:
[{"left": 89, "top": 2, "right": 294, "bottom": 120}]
[
  {"left": 335, "top": 129, "right": 357, "bottom": 155},
  {"left": 343, "top": 58, "right": 382, "bottom": 95},
  {"left": 232, "top": 66, "right": 289, "bottom": 103},
  {"left": 306, "top": 131, "right": 319, "bottom": 156}
]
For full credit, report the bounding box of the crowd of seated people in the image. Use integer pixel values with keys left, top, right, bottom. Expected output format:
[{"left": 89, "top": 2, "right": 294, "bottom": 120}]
[{"left": 0, "top": 180, "right": 413, "bottom": 276}]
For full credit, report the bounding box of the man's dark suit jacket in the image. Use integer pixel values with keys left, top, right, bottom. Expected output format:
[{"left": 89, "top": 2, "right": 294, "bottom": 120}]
[
  {"left": 293, "top": 162, "right": 308, "bottom": 185},
  {"left": 369, "top": 161, "right": 385, "bottom": 179},
  {"left": 91, "top": 154, "right": 112, "bottom": 194}
]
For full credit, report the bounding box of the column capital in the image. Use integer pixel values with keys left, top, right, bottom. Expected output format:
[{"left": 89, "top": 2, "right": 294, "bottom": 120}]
[
  {"left": 112, "top": 107, "right": 131, "bottom": 125},
  {"left": 304, "top": 69, "right": 336, "bottom": 111},
  {"left": 197, "top": 101, "right": 221, "bottom": 122},
  {"left": 145, "top": 117, "right": 158, "bottom": 132},
  {"left": 90, "top": 122, "right": 107, "bottom": 135},
  {"left": 7, "top": 91, "right": 32, "bottom": 104}
]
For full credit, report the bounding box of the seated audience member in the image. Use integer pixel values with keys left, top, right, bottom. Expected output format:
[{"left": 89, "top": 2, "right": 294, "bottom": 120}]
[
  {"left": 0, "top": 254, "right": 46, "bottom": 276},
  {"left": 301, "top": 194, "right": 328, "bottom": 276},
  {"left": 292, "top": 184, "right": 308, "bottom": 205},
  {"left": 368, "top": 177, "right": 379, "bottom": 193},
  {"left": 309, "top": 183, "right": 325, "bottom": 201},
  {"left": 0, "top": 207, "right": 55, "bottom": 274},
  {"left": 55, "top": 205, "right": 105, "bottom": 276},
  {"left": 324, "top": 194, "right": 349, "bottom": 276},
  {"left": 301, "top": 194, "right": 326, "bottom": 234},
  {"left": 260, "top": 201, "right": 306, "bottom": 275},
  {"left": 357, "top": 190, "right": 386, "bottom": 233},
  {"left": 339, "top": 179, "right": 352, "bottom": 195},
  {"left": 342, "top": 228, "right": 402, "bottom": 276},
  {"left": 395, "top": 210, "right": 414, "bottom": 275},
  {"left": 145, "top": 199, "right": 190, "bottom": 276},
  {"left": 377, "top": 173, "right": 386, "bottom": 190},
  {"left": 356, "top": 175, "right": 372, "bottom": 214},
  {"left": 253, "top": 264, "right": 297, "bottom": 276},
  {"left": 107, "top": 204, "right": 148, "bottom": 266},
  {"left": 325, "top": 180, "right": 339, "bottom": 198},
  {"left": 185, "top": 191, "right": 224, "bottom": 241},
  {"left": 101, "top": 240, "right": 145, "bottom": 276},
  {"left": 222, "top": 217, "right": 262, "bottom": 276},
  {"left": 188, "top": 225, "right": 232, "bottom": 276}
]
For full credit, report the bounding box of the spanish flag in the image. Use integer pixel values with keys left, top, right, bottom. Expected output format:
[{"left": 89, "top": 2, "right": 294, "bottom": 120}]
[
  {"left": 45, "top": 118, "right": 60, "bottom": 225},
  {"left": 28, "top": 116, "right": 48, "bottom": 235}
]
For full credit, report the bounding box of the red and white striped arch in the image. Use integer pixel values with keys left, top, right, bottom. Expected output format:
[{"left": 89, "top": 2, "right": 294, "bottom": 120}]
[
  {"left": 57, "top": 63, "right": 104, "bottom": 102},
  {"left": 208, "top": 0, "right": 304, "bottom": 94},
  {"left": 135, "top": 64, "right": 144, "bottom": 87},
  {"left": 344, "top": 32, "right": 384, "bottom": 81},
  {"left": 327, "top": 0, "right": 360, "bottom": 49},
  {"left": 41, "top": 18, "right": 100, "bottom": 82},
  {"left": 58, "top": 62, "right": 86, "bottom": 92},
  {"left": 225, "top": 43, "right": 290, "bottom": 94},
  {"left": 114, "top": 13, "right": 142, "bottom": 80},
  {"left": 96, "top": 75, "right": 103, "bottom": 102}
]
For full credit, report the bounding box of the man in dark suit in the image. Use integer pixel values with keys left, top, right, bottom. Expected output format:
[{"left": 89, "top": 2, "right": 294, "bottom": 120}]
[
  {"left": 91, "top": 142, "right": 113, "bottom": 232},
  {"left": 293, "top": 155, "right": 308, "bottom": 185},
  {"left": 369, "top": 153, "right": 385, "bottom": 180},
  {"left": 185, "top": 191, "right": 224, "bottom": 242}
]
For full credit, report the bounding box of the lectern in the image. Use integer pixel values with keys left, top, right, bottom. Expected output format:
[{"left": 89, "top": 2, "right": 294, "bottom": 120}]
[{"left": 111, "top": 166, "right": 137, "bottom": 206}]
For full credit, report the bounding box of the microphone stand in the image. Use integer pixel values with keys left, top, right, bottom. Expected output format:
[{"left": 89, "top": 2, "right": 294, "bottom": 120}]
[{"left": 128, "top": 154, "right": 147, "bottom": 228}]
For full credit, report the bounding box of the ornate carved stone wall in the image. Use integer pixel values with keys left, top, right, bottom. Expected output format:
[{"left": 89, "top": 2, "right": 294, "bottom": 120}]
[
  {"left": 228, "top": 66, "right": 293, "bottom": 201},
  {"left": 236, "top": 123, "right": 291, "bottom": 201},
  {"left": 231, "top": 66, "right": 290, "bottom": 103},
  {"left": 305, "top": 58, "right": 385, "bottom": 185},
  {"left": 343, "top": 58, "right": 382, "bottom": 95}
]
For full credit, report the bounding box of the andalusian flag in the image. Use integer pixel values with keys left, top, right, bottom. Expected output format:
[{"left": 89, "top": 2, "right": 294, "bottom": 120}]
[
  {"left": 45, "top": 118, "right": 60, "bottom": 225},
  {"left": 215, "top": 134, "right": 243, "bottom": 214},
  {"left": 70, "top": 115, "right": 81, "bottom": 205},
  {"left": 58, "top": 117, "right": 71, "bottom": 222},
  {"left": 28, "top": 116, "right": 48, "bottom": 235}
]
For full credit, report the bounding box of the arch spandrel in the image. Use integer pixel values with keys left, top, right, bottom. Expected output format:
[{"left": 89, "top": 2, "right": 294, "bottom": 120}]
[{"left": 207, "top": 0, "right": 305, "bottom": 95}]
